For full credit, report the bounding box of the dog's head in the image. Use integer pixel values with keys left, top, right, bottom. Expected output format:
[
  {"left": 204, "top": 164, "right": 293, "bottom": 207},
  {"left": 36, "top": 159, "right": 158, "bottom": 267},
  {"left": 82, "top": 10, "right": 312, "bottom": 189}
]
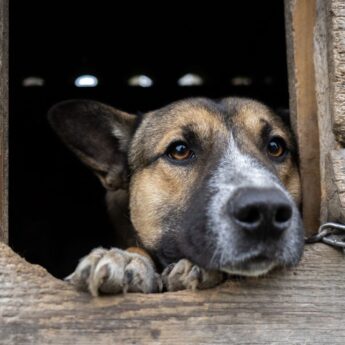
[{"left": 49, "top": 97, "right": 304, "bottom": 276}]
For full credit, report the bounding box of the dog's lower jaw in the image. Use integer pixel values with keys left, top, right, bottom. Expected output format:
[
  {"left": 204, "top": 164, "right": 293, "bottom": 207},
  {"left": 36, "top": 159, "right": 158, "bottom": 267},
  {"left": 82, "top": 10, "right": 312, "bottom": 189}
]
[{"left": 220, "top": 261, "right": 277, "bottom": 277}]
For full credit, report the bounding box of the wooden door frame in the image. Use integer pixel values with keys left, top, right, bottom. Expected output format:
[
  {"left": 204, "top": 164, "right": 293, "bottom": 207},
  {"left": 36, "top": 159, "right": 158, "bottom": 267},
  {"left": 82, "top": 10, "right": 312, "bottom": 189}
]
[
  {"left": 285, "top": 0, "right": 345, "bottom": 234},
  {"left": 2, "top": 1, "right": 343, "bottom": 242},
  {"left": 0, "top": 0, "right": 8, "bottom": 243},
  {"left": 0, "top": 0, "right": 345, "bottom": 243},
  {"left": 3, "top": 0, "right": 344, "bottom": 242},
  {"left": 0, "top": 0, "right": 328, "bottom": 244},
  {"left": 3, "top": 1, "right": 345, "bottom": 343},
  {"left": 285, "top": 0, "right": 321, "bottom": 234}
]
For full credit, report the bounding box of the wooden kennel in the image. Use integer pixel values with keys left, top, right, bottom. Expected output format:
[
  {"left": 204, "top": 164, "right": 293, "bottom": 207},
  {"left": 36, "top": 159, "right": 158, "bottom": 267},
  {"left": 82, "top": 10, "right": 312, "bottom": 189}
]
[{"left": 1, "top": 0, "right": 345, "bottom": 344}]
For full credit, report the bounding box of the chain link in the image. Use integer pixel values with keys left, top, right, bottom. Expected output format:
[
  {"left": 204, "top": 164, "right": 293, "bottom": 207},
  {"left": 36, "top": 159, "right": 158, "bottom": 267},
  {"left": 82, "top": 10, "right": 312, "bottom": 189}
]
[{"left": 305, "top": 222, "right": 345, "bottom": 253}]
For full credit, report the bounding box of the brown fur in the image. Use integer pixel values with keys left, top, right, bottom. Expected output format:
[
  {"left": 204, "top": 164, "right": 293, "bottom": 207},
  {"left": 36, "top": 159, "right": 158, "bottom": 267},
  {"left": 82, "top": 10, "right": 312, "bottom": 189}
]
[
  {"left": 127, "top": 99, "right": 301, "bottom": 249},
  {"left": 48, "top": 97, "right": 303, "bottom": 280}
]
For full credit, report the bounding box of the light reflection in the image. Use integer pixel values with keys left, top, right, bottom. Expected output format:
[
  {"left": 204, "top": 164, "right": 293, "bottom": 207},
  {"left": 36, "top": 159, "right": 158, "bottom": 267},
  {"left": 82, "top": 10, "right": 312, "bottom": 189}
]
[
  {"left": 22, "top": 76, "right": 45, "bottom": 87},
  {"left": 178, "top": 73, "right": 203, "bottom": 87},
  {"left": 128, "top": 75, "right": 153, "bottom": 87},
  {"left": 231, "top": 76, "right": 253, "bottom": 86},
  {"left": 74, "top": 75, "right": 98, "bottom": 87}
]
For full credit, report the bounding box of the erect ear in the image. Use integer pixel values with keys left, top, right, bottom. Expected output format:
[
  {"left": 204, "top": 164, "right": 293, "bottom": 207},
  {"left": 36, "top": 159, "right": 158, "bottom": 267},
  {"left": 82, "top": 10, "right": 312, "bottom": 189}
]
[{"left": 48, "top": 100, "right": 137, "bottom": 191}]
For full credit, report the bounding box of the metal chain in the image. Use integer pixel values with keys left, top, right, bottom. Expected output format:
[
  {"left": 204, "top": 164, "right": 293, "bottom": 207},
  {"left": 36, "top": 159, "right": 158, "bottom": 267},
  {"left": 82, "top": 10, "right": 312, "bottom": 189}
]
[{"left": 305, "top": 222, "right": 345, "bottom": 253}]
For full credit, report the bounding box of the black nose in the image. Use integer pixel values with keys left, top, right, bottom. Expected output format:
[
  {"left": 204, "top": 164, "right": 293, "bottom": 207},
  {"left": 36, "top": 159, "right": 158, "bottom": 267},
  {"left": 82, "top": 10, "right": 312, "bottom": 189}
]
[{"left": 230, "top": 187, "right": 293, "bottom": 238}]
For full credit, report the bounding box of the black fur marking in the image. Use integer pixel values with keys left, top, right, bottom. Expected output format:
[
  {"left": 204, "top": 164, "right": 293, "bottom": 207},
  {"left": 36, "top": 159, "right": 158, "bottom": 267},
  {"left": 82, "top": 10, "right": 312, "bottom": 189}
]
[
  {"left": 155, "top": 153, "right": 223, "bottom": 269},
  {"left": 156, "top": 182, "right": 216, "bottom": 269}
]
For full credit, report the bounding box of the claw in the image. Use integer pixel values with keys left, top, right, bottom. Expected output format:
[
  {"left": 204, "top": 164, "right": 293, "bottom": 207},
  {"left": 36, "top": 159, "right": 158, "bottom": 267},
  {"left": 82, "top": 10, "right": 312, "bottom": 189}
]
[
  {"left": 64, "top": 273, "right": 74, "bottom": 283},
  {"left": 89, "top": 264, "right": 110, "bottom": 297}
]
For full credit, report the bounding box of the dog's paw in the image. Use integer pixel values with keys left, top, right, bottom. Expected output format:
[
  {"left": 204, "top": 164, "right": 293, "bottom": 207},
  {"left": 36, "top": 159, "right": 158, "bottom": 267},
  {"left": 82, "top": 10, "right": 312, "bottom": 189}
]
[
  {"left": 161, "top": 259, "right": 224, "bottom": 292},
  {"left": 65, "top": 247, "right": 162, "bottom": 296}
]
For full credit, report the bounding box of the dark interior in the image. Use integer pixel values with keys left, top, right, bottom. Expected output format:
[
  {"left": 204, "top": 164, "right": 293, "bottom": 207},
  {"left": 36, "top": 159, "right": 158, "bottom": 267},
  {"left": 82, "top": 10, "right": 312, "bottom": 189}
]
[{"left": 10, "top": 1, "right": 289, "bottom": 278}]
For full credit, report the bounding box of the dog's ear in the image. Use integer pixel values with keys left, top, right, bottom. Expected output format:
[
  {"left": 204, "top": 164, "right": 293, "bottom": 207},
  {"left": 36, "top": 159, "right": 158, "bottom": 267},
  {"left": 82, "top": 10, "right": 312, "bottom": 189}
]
[{"left": 48, "top": 100, "right": 137, "bottom": 191}]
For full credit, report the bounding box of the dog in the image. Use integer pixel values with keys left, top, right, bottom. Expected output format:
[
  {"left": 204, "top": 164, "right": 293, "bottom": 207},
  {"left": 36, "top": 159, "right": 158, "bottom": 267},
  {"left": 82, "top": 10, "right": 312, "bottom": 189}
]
[{"left": 48, "top": 97, "right": 304, "bottom": 295}]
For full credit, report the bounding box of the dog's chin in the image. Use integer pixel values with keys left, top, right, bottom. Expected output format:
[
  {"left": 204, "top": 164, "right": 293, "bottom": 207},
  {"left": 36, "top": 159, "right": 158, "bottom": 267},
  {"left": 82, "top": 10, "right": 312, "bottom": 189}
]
[{"left": 219, "top": 257, "right": 277, "bottom": 277}]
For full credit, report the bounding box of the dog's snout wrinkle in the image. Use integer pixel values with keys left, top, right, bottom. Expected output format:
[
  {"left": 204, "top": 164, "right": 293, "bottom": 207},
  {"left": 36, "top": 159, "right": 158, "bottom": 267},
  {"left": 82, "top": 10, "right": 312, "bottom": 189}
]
[{"left": 230, "top": 187, "right": 293, "bottom": 238}]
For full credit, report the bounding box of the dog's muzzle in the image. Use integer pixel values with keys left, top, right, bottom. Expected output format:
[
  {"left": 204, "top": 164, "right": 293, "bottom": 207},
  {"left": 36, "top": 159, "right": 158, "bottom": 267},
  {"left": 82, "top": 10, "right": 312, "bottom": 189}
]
[
  {"left": 206, "top": 184, "right": 303, "bottom": 277},
  {"left": 214, "top": 186, "right": 299, "bottom": 276}
]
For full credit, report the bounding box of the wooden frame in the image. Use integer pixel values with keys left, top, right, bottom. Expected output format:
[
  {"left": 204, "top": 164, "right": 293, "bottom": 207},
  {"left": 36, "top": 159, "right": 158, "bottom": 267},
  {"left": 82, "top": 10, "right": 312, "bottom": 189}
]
[
  {"left": 2, "top": 1, "right": 345, "bottom": 343},
  {"left": 2, "top": 241, "right": 345, "bottom": 344},
  {"left": 286, "top": 0, "right": 345, "bottom": 232},
  {"left": 316, "top": 0, "right": 345, "bottom": 224},
  {"left": 285, "top": 0, "right": 321, "bottom": 234},
  {"left": 0, "top": 0, "right": 7, "bottom": 243}
]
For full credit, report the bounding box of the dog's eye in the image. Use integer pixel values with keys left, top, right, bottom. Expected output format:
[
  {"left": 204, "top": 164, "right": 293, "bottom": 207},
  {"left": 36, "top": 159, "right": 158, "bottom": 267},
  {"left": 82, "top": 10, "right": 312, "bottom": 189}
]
[
  {"left": 267, "top": 137, "right": 287, "bottom": 159},
  {"left": 166, "top": 141, "right": 195, "bottom": 161}
]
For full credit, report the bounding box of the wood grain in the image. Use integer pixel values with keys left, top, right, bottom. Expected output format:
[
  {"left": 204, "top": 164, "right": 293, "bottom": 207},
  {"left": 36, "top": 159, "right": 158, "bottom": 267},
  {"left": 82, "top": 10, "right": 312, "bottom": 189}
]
[
  {"left": 0, "top": 0, "right": 8, "bottom": 243},
  {"left": 311, "top": 0, "right": 345, "bottom": 224},
  {"left": 285, "top": 0, "right": 321, "bottom": 235},
  {"left": 325, "top": 149, "right": 345, "bottom": 222},
  {"left": 329, "top": 0, "right": 345, "bottom": 145},
  {"left": 1, "top": 242, "right": 345, "bottom": 344},
  {"left": 314, "top": 0, "right": 337, "bottom": 222}
]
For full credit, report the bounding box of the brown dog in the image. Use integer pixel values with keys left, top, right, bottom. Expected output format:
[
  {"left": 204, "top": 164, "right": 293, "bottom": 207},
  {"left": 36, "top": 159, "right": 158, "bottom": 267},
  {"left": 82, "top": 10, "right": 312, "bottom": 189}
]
[{"left": 48, "top": 97, "right": 304, "bottom": 295}]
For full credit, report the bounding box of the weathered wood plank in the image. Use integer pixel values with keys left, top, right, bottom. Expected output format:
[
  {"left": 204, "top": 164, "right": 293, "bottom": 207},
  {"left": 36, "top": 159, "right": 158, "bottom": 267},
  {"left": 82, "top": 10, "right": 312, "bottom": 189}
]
[
  {"left": 312, "top": 0, "right": 345, "bottom": 224},
  {"left": 314, "top": 0, "right": 337, "bottom": 222},
  {"left": 0, "top": 0, "right": 8, "bottom": 243},
  {"left": 1, "top": 242, "right": 345, "bottom": 344},
  {"left": 329, "top": 0, "right": 345, "bottom": 145},
  {"left": 285, "top": 0, "right": 321, "bottom": 234},
  {"left": 325, "top": 149, "right": 345, "bottom": 222}
]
